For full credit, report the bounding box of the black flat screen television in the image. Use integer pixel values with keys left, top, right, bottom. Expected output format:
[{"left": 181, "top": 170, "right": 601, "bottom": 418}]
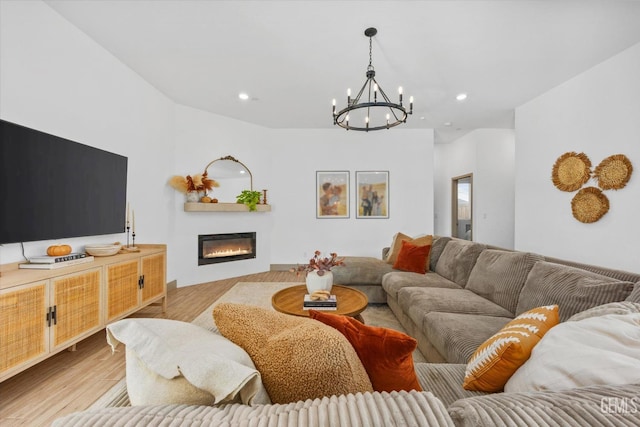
[{"left": 0, "top": 119, "right": 128, "bottom": 244}]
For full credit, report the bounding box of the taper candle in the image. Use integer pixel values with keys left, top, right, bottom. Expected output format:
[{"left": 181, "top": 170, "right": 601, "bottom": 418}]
[{"left": 132, "top": 210, "right": 135, "bottom": 233}]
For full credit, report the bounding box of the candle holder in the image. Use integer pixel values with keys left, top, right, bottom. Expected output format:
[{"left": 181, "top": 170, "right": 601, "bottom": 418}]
[
  {"left": 126, "top": 223, "right": 130, "bottom": 248},
  {"left": 262, "top": 189, "right": 268, "bottom": 205},
  {"left": 132, "top": 231, "right": 136, "bottom": 249}
]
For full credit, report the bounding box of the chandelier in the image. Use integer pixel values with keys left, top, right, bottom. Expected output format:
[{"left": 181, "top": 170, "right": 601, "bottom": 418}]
[{"left": 332, "top": 27, "right": 413, "bottom": 131}]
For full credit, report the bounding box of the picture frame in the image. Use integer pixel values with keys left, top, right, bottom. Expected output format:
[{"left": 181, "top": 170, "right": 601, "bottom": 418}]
[
  {"left": 316, "top": 171, "right": 350, "bottom": 218},
  {"left": 356, "top": 171, "right": 389, "bottom": 218}
]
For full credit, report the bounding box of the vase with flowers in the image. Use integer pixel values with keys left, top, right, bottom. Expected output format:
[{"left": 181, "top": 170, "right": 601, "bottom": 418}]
[
  {"left": 168, "top": 172, "right": 220, "bottom": 202},
  {"left": 291, "top": 251, "right": 345, "bottom": 294}
]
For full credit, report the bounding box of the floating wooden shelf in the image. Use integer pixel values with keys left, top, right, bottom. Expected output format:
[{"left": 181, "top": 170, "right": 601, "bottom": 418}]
[{"left": 183, "top": 202, "right": 271, "bottom": 212}]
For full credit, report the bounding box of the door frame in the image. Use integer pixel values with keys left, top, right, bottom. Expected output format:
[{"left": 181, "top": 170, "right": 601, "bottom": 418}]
[{"left": 451, "top": 173, "right": 473, "bottom": 240}]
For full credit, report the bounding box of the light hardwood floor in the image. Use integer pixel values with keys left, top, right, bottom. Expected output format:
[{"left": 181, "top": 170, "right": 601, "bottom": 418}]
[{"left": 0, "top": 271, "right": 300, "bottom": 427}]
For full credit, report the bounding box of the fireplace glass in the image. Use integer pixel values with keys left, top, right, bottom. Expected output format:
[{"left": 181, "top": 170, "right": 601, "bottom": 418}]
[{"left": 198, "top": 232, "right": 256, "bottom": 265}]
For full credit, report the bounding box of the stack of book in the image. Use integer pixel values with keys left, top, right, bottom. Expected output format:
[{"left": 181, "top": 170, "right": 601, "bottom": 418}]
[
  {"left": 303, "top": 294, "right": 337, "bottom": 311},
  {"left": 19, "top": 253, "right": 95, "bottom": 270}
]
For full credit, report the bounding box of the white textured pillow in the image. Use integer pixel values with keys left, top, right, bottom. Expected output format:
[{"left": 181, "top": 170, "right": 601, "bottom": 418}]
[
  {"left": 505, "top": 313, "right": 640, "bottom": 392},
  {"left": 107, "top": 318, "right": 271, "bottom": 406}
]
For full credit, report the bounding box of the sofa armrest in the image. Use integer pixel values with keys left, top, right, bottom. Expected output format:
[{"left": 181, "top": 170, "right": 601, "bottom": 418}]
[
  {"left": 53, "top": 390, "right": 455, "bottom": 427},
  {"left": 448, "top": 383, "right": 640, "bottom": 427}
]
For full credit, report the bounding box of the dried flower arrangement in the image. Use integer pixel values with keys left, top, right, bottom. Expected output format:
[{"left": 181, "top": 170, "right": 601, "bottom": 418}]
[
  {"left": 168, "top": 172, "right": 220, "bottom": 194},
  {"left": 291, "top": 251, "right": 345, "bottom": 276}
]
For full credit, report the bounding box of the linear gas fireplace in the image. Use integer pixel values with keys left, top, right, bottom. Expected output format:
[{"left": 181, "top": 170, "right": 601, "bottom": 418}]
[{"left": 198, "top": 232, "right": 256, "bottom": 265}]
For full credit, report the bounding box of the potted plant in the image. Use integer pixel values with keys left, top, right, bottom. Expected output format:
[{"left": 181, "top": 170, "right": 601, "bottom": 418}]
[
  {"left": 236, "top": 190, "right": 262, "bottom": 211},
  {"left": 291, "top": 251, "right": 345, "bottom": 294}
]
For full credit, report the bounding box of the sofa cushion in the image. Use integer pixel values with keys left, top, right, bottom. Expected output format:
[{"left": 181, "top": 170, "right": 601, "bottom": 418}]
[
  {"left": 105, "top": 318, "right": 270, "bottom": 406},
  {"left": 626, "top": 282, "right": 640, "bottom": 303},
  {"left": 516, "top": 261, "right": 635, "bottom": 321},
  {"left": 568, "top": 301, "right": 640, "bottom": 322},
  {"left": 397, "top": 288, "right": 514, "bottom": 334},
  {"left": 382, "top": 271, "right": 462, "bottom": 300},
  {"left": 435, "top": 239, "right": 486, "bottom": 287},
  {"left": 466, "top": 250, "right": 543, "bottom": 315},
  {"left": 331, "top": 256, "right": 394, "bottom": 286},
  {"left": 213, "top": 303, "right": 373, "bottom": 404},
  {"left": 424, "top": 312, "right": 512, "bottom": 364},
  {"left": 429, "top": 236, "right": 452, "bottom": 272},
  {"left": 393, "top": 240, "right": 432, "bottom": 274},
  {"left": 505, "top": 313, "right": 640, "bottom": 392},
  {"left": 463, "top": 305, "right": 560, "bottom": 392},
  {"left": 309, "top": 310, "right": 421, "bottom": 392},
  {"left": 414, "top": 363, "right": 487, "bottom": 408}
]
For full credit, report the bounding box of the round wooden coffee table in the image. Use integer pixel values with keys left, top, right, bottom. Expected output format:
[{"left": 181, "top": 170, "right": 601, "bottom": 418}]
[{"left": 272, "top": 284, "right": 368, "bottom": 321}]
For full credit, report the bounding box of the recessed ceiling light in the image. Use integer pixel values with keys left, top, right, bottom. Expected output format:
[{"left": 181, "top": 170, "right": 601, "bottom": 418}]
[
  {"left": 238, "top": 93, "right": 249, "bottom": 100},
  {"left": 444, "top": 122, "right": 452, "bottom": 127},
  {"left": 456, "top": 93, "right": 468, "bottom": 101}
]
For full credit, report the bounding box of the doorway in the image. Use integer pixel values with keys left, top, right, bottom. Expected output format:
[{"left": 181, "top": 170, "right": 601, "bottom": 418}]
[{"left": 452, "top": 174, "right": 473, "bottom": 240}]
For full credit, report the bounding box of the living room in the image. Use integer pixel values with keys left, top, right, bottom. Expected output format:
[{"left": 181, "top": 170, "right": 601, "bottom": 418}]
[{"left": 1, "top": 1, "right": 640, "bottom": 425}]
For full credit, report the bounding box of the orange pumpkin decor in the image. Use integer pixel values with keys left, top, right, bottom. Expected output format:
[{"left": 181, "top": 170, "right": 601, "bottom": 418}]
[{"left": 47, "top": 245, "right": 72, "bottom": 256}]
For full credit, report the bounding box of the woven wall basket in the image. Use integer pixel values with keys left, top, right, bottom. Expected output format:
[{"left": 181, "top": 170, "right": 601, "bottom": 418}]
[
  {"left": 571, "top": 187, "right": 610, "bottom": 223},
  {"left": 551, "top": 152, "right": 592, "bottom": 192},
  {"left": 593, "top": 154, "right": 633, "bottom": 190}
]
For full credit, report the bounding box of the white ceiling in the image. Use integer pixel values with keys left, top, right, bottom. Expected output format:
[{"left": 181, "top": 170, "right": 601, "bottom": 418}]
[{"left": 44, "top": 1, "right": 640, "bottom": 143}]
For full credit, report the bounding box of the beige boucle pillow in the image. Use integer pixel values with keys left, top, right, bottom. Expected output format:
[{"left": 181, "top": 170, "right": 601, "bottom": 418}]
[{"left": 213, "top": 303, "right": 374, "bottom": 403}]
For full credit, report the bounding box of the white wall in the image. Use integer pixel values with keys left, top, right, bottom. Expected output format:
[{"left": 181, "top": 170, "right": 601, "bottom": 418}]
[
  {"left": 269, "top": 128, "right": 434, "bottom": 264},
  {"left": 515, "top": 42, "right": 640, "bottom": 272},
  {"left": 170, "top": 106, "right": 275, "bottom": 285},
  {"left": 434, "top": 129, "right": 515, "bottom": 248},
  {"left": 169, "top": 108, "right": 434, "bottom": 284},
  {"left": 0, "top": 1, "right": 435, "bottom": 287},
  {"left": 0, "top": 1, "right": 175, "bottom": 278}
]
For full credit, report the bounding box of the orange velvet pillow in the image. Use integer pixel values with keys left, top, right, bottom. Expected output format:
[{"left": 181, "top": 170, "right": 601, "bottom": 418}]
[
  {"left": 392, "top": 240, "right": 432, "bottom": 274},
  {"left": 309, "top": 310, "right": 422, "bottom": 392}
]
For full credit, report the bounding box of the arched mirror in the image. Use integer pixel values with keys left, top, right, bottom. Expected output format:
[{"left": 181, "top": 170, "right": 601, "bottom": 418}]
[{"left": 203, "top": 155, "right": 253, "bottom": 202}]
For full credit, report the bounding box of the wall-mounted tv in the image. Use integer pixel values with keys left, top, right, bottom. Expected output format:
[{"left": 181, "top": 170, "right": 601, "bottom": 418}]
[{"left": 0, "top": 120, "right": 128, "bottom": 244}]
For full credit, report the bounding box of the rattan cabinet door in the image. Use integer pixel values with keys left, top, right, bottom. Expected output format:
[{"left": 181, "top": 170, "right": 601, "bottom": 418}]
[
  {"left": 140, "top": 253, "right": 166, "bottom": 304},
  {"left": 105, "top": 260, "right": 140, "bottom": 322},
  {"left": 50, "top": 268, "right": 102, "bottom": 350},
  {"left": 0, "top": 282, "right": 49, "bottom": 378}
]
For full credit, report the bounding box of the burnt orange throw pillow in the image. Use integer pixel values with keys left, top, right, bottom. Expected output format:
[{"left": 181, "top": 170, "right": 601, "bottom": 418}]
[
  {"left": 309, "top": 310, "right": 422, "bottom": 392},
  {"left": 393, "top": 240, "right": 432, "bottom": 274}
]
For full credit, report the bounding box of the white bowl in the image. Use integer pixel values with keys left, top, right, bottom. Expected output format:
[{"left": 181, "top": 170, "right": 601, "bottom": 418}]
[{"left": 85, "top": 244, "right": 122, "bottom": 257}]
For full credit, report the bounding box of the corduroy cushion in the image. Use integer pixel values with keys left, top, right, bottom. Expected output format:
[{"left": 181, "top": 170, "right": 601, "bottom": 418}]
[
  {"left": 309, "top": 310, "right": 422, "bottom": 392},
  {"left": 516, "top": 261, "right": 635, "bottom": 321},
  {"left": 466, "top": 250, "right": 543, "bottom": 314},
  {"left": 213, "top": 303, "right": 373, "bottom": 403},
  {"left": 385, "top": 233, "right": 433, "bottom": 270},
  {"left": 393, "top": 240, "right": 432, "bottom": 274},
  {"left": 463, "top": 305, "right": 559, "bottom": 392}
]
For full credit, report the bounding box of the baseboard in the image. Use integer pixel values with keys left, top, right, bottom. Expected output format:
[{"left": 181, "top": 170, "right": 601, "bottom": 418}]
[
  {"left": 270, "top": 264, "right": 295, "bottom": 271},
  {"left": 166, "top": 280, "right": 178, "bottom": 291}
]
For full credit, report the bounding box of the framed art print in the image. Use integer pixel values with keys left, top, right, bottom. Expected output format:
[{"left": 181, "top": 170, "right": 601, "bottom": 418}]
[
  {"left": 316, "top": 171, "right": 349, "bottom": 218},
  {"left": 356, "top": 171, "right": 389, "bottom": 218}
]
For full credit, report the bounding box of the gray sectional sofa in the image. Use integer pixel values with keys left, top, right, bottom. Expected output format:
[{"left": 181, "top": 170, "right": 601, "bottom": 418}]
[
  {"left": 333, "top": 235, "right": 640, "bottom": 425},
  {"left": 53, "top": 236, "right": 640, "bottom": 426}
]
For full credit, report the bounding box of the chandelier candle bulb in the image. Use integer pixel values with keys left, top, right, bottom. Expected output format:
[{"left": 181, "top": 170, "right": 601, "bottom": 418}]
[{"left": 410, "top": 96, "right": 414, "bottom": 112}]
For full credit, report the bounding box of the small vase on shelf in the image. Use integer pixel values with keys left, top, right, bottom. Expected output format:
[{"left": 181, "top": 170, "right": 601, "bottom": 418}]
[{"left": 305, "top": 271, "right": 333, "bottom": 294}]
